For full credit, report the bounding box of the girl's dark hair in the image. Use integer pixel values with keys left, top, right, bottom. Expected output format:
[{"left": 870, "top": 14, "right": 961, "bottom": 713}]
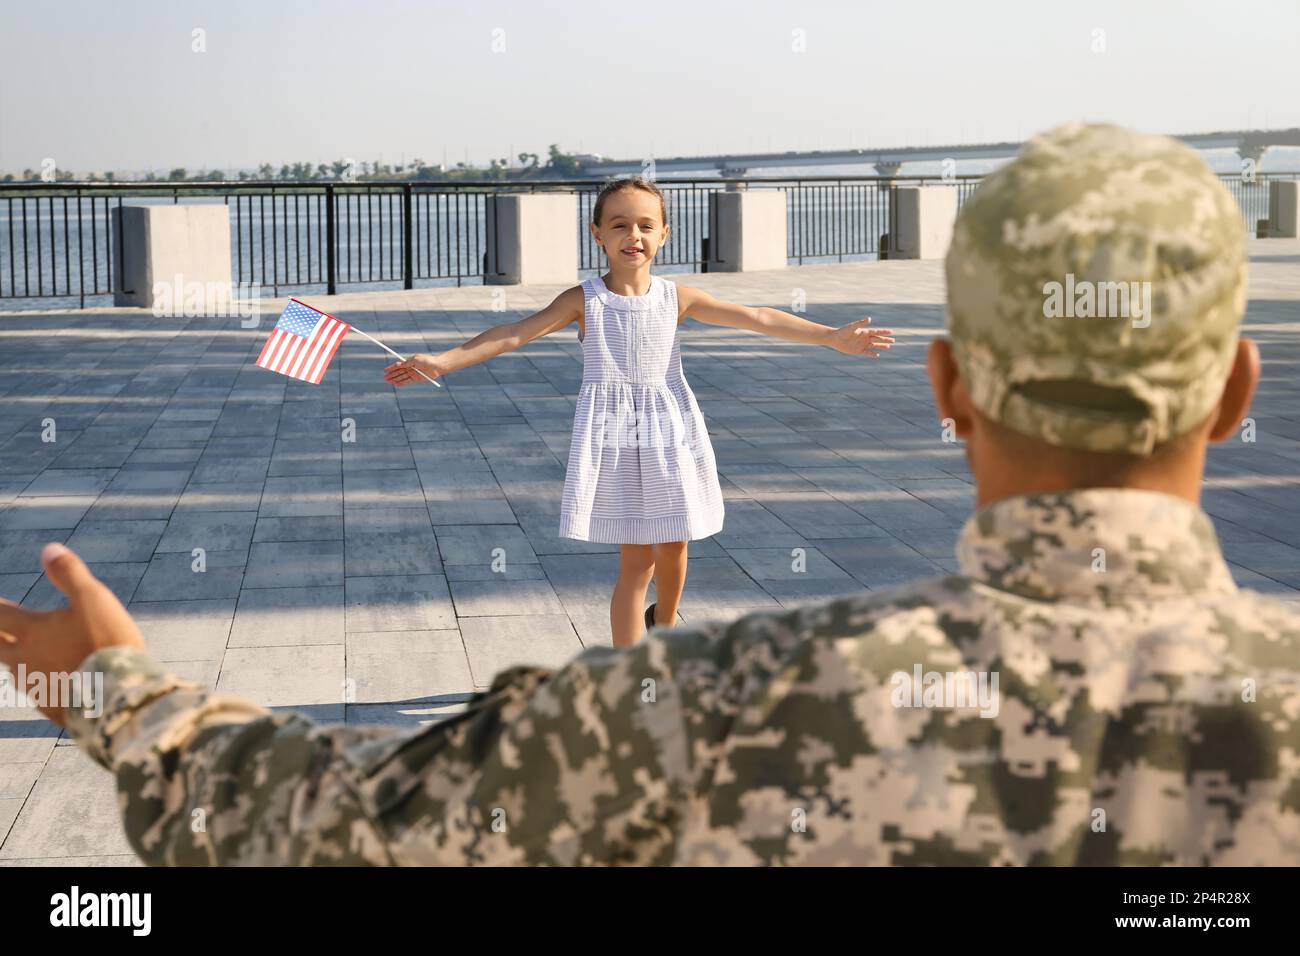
[{"left": 592, "top": 177, "right": 668, "bottom": 227}]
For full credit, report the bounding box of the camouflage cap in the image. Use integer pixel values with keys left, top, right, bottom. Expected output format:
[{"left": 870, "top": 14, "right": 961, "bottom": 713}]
[{"left": 944, "top": 122, "right": 1248, "bottom": 455}]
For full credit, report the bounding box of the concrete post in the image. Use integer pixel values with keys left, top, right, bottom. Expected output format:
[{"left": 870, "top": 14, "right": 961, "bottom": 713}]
[
  {"left": 112, "top": 204, "right": 232, "bottom": 309},
  {"left": 485, "top": 192, "right": 578, "bottom": 285},
  {"left": 890, "top": 186, "right": 959, "bottom": 260},
  {"left": 1269, "top": 181, "right": 1300, "bottom": 238},
  {"left": 707, "top": 189, "right": 787, "bottom": 272}
]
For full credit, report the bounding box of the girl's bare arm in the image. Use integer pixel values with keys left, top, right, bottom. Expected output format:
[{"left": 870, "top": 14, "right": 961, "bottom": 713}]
[
  {"left": 384, "top": 286, "right": 584, "bottom": 386},
  {"left": 675, "top": 284, "right": 894, "bottom": 357}
]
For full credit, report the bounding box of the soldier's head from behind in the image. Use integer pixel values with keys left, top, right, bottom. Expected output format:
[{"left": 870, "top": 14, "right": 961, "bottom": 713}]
[{"left": 929, "top": 122, "right": 1260, "bottom": 506}]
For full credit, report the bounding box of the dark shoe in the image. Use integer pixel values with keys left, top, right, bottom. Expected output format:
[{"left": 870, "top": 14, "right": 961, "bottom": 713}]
[{"left": 644, "top": 603, "right": 658, "bottom": 631}]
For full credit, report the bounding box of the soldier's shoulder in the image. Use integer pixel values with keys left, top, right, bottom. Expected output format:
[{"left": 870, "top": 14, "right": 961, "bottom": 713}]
[
  {"left": 653, "top": 574, "right": 982, "bottom": 673},
  {"left": 656, "top": 574, "right": 1300, "bottom": 674},
  {"left": 1224, "top": 584, "right": 1300, "bottom": 621},
  {"left": 1209, "top": 585, "right": 1300, "bottom": 652}
]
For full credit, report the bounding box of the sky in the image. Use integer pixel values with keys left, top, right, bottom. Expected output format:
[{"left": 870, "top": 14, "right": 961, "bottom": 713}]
[{"left": 1, "top": 0, "right": 1298, "bottom": 174}]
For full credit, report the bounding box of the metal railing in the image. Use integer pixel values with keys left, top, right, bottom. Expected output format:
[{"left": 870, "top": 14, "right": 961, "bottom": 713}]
[
  {"left": 228, "top": 185, "right": 494, "bottom": 292},
  {"left": 1, "top": 172, "right": 1295, "bottom": 307},
  {"left": 760, "top": 175, "right": 983, "bottom": 262},
  {"left": 0, "top": 189, "right": 128, "bottom": 306},
  {"left": 1219, "top": 174, "right": 1298, "bottom": 234}
]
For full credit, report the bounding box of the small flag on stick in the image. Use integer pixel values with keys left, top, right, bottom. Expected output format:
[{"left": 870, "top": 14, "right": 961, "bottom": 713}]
[{"left": 255, "top": 298, "right": 350, "bottom": 384}]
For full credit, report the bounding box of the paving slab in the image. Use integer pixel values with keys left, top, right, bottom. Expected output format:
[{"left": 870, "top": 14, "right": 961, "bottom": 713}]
[
  {"left": 244, "top": 540, "right": 345, "bottom": 588},
  {"left": 0, "top": 747, "right": 133, "bottom": 860},
  {"left": 215, "top": 646, "right": 346, "bottom": 717},
  {"left": 229, "top": 586, "right": 345, "bottom": 647},
  {"left": 345, "top": 629, "right": 474, "bottom": 701},
  {"left": 19, "top": 468, "right": 118, "bottom": 497},
  {"left": 251, "top": 514, "right": 345, "bottom": 543},
  {"left": 64, "top": 519, "right": 167, "bottom": 562},
  {"left": 129, "top": 599, "right": 236, "bottom": 661},
  {"left": 344, "top": 573, "right": 457, "bottom": 632},
  {"left": 0, "top": 496, "right": 98, "bottom": 531},
  {"left": 134, "top": 549, "right": 246, "bottom": 602},
  {"left": 458, "top": 615, "right": 585, "bottom": 688}
]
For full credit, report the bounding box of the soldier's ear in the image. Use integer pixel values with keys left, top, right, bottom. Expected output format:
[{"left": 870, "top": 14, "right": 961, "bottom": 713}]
[
  {"left": 1207, "top": 338, "right": 1260, "bottom": 443},
  {"left": 927, "top": 338, "right": 973, "bottom": 438}
]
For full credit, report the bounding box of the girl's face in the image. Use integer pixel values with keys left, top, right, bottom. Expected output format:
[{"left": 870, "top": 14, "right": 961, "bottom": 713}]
[{"left": 590, "top": 189, "right": 669, "bottom": 268}]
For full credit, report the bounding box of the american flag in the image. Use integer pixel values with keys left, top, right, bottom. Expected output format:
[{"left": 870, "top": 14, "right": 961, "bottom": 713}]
[{"left": 254, "top": 299, "right": 351, "bottom": 384}]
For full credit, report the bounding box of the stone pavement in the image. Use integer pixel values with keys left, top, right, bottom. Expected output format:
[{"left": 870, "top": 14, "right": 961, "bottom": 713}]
[{"left": 1, "top": 241, "right": 1298, "bottom": 863}]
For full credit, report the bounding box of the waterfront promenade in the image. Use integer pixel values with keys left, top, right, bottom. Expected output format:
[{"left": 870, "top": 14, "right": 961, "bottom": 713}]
[{"left": 1, "top": 243, "right": 1298, "bottom": 863}]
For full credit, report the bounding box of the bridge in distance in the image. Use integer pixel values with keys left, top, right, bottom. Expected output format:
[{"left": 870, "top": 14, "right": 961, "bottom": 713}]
[{"left": 581, "top": 128, "right": 1300, "bottom": 177}]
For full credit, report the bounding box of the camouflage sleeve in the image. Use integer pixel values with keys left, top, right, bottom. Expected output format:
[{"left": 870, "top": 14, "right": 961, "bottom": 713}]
[
  {"left": 65, "top": 645, "right": 406, "bottom": 865},
  {"left": 65, "top": 619, "right": 736, "bottom": 866},
  {"left": 347, "top": 619, "right": 736, "bottom": 864}
]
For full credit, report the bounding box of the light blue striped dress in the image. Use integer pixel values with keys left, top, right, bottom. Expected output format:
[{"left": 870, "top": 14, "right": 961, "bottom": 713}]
[{"left": 558, "top": 275, "right": 726, "bottom": 544}]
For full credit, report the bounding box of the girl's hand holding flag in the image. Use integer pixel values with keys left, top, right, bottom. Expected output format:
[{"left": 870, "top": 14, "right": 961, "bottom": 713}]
[{"left": 384, "top": 353, "right": 445, "bottom": 387}]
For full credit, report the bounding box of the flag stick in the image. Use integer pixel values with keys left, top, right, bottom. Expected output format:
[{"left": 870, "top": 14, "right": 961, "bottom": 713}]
[{"left": 351, "top": 326, "right": 443, "bottom": 387}]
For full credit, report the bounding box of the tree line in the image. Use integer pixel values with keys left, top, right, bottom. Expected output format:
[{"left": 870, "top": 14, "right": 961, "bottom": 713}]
[{"left": 2, "top": 145, "right": 587, "bottom": 183}]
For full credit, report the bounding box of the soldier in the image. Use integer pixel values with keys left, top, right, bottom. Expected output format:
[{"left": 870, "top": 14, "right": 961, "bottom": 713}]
[{"left": 2, "top": 122, "right": 1298, "bottom": 865}]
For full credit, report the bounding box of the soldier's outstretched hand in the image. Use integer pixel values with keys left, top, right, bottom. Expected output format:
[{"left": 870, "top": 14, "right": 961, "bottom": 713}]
[{"left": 0, "top": 543, "right": 144, "bottom": 726}]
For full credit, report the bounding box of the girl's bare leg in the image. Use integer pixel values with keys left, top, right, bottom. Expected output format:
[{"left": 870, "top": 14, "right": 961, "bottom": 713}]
[
  {"left": 612, "top": 544, "right": 656, "bottom": 648},
  {"left": 649, "top": 540, "right": 689, "bottom": 628}
]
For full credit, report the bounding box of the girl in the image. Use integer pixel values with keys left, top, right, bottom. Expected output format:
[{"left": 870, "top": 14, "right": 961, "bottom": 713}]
[{"left": 384, "top": 178, "right": 893, "bottom": 647}]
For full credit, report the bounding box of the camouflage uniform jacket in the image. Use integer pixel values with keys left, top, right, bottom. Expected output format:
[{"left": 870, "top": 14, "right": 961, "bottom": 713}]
[{"left": 66, "top": 488, "right": 1300, "bottom": 865}]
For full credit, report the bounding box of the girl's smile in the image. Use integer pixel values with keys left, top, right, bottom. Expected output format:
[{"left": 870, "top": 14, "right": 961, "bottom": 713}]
[{"left": 590, "top": 186, "right": 669, "bottom": 274}]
